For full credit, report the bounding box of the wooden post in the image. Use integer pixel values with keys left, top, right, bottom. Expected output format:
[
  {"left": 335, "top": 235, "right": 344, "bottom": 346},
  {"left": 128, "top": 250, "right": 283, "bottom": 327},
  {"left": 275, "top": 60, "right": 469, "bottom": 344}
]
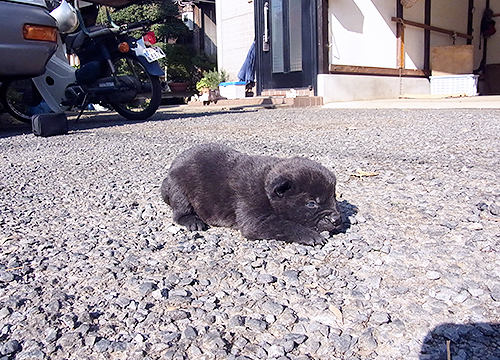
[
  {"left": 467, "top": 0, "right": 474, "bottom": 45},
  {"left": 424, "top": 0, "right": 431, "bottom": 71},
  {"left": 396, "top": 0, "right": 405, "bottom": 69},
  {"left": 317, "top": 0, "right": 329, "bottom": 74}
]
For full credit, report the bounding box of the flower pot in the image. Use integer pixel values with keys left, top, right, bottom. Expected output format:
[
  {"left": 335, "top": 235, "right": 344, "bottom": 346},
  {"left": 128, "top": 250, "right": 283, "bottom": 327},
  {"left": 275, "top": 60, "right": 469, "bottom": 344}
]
[{"left": 169, "top": 82, "right": 188, "bottom": 92}]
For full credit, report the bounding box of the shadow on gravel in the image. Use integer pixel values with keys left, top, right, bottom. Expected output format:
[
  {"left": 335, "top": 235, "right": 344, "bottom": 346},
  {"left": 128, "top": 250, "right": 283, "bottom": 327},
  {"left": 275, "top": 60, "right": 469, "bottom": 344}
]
[
  {"left": 332, "top": 200, "right": 358, "bottom": 234},
  {"left": 0, "top": 108, "right": 255, "bottom": 138},
  {"left": 420, "top": 323, "right": 500, "bottom": 360}
]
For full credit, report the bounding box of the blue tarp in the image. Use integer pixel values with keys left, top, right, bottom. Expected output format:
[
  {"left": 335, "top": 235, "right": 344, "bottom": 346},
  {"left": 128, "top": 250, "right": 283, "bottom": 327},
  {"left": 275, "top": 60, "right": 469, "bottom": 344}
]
[{"left": 237, "top": 42, "right": 256, "bottom": 85}]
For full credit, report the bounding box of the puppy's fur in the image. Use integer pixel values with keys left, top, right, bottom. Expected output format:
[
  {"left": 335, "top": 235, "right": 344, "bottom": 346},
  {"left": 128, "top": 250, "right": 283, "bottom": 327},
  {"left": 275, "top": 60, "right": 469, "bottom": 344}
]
[{"left": 161, "top": 143, "right": 342, "bottom": 245}]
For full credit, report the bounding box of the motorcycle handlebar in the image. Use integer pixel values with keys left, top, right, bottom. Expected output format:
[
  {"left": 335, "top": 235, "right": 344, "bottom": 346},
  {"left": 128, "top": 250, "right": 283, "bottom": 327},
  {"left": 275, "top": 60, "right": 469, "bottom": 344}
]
[
  {"left": 86, "top": 19, "right": 160, "bottom": 39},
  {"left": 120, "top": 20, "right": 152, "bottom": 33}
]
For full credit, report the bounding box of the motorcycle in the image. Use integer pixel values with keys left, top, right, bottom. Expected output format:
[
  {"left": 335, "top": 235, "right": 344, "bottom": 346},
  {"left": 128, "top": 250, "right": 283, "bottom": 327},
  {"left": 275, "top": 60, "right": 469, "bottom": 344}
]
[{"left": 0, "top": 0, "right": 165, "bottom": 123}]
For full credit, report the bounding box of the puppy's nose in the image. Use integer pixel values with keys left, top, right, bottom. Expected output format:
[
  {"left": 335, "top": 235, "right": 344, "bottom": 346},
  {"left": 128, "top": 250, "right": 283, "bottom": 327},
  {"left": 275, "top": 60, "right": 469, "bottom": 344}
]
[{"left": 327, "top": 212, "right": 342, "bottom": 227}]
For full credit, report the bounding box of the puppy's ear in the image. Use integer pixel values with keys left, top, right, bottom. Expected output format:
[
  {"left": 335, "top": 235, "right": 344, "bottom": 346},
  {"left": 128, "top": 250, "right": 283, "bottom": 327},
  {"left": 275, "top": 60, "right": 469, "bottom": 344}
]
[{"left": 272, "top": 177, "right": 292, "bottom": 198}]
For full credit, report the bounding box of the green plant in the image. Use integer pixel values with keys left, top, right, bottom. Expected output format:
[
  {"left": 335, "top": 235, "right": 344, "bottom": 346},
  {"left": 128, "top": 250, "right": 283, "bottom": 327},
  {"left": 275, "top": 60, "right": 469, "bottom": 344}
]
[{"left": 196, "top": 69, "right": 229, "bottom": 91}]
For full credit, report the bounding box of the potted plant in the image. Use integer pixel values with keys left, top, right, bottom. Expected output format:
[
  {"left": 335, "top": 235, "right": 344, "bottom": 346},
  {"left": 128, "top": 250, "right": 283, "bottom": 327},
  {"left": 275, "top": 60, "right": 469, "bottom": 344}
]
[{"left": 196, "top": 69, "right": 228, "bottom": 103}]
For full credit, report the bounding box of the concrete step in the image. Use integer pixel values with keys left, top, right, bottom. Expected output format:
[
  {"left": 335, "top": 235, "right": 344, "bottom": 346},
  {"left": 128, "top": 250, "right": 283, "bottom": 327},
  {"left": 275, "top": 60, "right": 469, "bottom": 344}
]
[{"left": 188, "top": 96, "right": 323, "bottom": 108}]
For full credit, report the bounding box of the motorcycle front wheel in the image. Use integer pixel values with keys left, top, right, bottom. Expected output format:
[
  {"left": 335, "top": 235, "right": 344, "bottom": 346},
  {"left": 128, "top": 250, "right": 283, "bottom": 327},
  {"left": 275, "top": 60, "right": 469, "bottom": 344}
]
[
  {"left": 0, "top": 79, "right": 45, "bottom": 123},
  {"left": 109, "top": 55, "right": 162, "bottom": 120}
]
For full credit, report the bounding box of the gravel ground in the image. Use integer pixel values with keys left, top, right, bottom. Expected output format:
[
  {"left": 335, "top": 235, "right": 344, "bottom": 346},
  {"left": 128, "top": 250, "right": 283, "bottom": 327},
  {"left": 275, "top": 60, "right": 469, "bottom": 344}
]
[{"left": 0, "top": 107, "right": 499, "bottom": 360}]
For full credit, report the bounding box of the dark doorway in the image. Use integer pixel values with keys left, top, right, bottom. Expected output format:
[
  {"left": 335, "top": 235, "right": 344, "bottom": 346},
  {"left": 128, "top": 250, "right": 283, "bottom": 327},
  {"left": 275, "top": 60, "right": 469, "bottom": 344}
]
[{"left": 255, "top": 0, "right": 317, "bottom": 94}]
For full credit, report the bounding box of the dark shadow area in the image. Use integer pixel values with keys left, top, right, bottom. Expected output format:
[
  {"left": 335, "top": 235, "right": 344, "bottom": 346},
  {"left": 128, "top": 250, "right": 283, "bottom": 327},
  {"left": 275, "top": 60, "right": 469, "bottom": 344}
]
[
  {"left": 332, "top": 199, "right": 358, "bottom": 235},
  {"left": 0, "top": 107, "right": 257, "bottom": 139},
  {"left": 420, "top": 323, "right": 500, "bottom": 360}
]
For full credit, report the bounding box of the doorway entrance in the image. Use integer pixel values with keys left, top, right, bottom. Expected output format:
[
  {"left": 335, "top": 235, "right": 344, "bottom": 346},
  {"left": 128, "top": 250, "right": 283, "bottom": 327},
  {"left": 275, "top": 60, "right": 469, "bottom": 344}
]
[{"left": 254, "top": 0, "right": 317, "bottom": 94}]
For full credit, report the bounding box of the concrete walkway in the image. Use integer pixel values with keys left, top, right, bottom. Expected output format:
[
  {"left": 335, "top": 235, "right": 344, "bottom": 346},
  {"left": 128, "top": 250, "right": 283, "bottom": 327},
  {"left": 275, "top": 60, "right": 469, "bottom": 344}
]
[{"left": 322, "top": 95, "right": 500, "bottom": 109}]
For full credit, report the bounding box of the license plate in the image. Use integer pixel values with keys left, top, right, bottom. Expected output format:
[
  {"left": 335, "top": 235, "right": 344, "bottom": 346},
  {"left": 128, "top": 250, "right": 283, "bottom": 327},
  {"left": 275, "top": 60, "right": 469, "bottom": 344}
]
[{"left": 143, "top": 46, "right": 165, "bottom": 63}]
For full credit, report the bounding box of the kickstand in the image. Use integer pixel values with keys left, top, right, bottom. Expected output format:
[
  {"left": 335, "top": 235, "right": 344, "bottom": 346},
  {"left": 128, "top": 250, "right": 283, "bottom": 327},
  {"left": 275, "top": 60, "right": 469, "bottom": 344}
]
[{"left": 75, "top": 93, "right": 89, "bottom": 122}]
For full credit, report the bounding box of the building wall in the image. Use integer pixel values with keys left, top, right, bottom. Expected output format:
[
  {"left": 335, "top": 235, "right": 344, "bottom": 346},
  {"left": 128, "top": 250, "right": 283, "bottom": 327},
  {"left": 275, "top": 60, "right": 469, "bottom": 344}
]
[
  {"left": 329, "top": 0, "right": 398, "bottom": 68},
  {"left": 328, "top": 0, "right": 475, "bottom": 70},
  {"left": 216, "top": 0, "right": 255, "bottom": 82}
]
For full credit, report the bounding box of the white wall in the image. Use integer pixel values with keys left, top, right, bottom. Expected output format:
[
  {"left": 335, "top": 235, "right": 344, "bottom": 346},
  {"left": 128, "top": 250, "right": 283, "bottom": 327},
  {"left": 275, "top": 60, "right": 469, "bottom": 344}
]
[
  {"left": 216, "top": 0, "right": 255, "bottom": 81},
  {"left": 329, "top": 0, "right": 397, "bottom": 68},
  {"left": 329, "top": 0, "right": 475, "bottom": 70}
]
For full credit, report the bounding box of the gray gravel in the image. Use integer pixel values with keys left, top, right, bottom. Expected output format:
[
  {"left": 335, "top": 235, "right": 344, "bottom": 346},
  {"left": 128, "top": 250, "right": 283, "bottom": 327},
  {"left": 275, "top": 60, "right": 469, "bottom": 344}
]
[{"left": 1, "top": 107, "right": 500, "bottom": 360}]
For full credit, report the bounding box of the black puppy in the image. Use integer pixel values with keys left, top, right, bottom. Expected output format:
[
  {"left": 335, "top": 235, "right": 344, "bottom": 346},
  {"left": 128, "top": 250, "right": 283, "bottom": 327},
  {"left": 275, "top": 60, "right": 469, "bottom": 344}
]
[{"left": 161, "top": 143, "right": 342, "bottom": 245}]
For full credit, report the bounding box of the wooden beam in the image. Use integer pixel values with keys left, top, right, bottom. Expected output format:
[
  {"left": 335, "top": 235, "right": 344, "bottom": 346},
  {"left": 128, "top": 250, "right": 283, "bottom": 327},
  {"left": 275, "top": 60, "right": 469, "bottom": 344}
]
[
  {"left": 392, "top": 17, "right": 473, "bottom": 40},
  {"left": 329, "top": 64, "right": 429, "bottom": 77}
]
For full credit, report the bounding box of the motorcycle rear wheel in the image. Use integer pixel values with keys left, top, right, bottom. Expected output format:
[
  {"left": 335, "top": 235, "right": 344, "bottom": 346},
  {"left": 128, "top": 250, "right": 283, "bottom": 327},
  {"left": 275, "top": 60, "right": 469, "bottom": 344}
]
[
  {"left": 0, "top": 79, "right": 44, "bottom": 123},
  {"left": 108, "top": 55, "right": 162, "bottom": 120}
]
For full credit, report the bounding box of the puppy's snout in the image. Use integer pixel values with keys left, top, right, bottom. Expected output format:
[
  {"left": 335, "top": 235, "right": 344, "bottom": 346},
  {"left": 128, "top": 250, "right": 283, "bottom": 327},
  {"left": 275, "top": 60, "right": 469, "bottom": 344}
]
[
  {"left": 329, "top": 212, "right": 342, "bottom": 227},
  {"left": 317, "top": 210, "right": 343, "bottom": 231}
]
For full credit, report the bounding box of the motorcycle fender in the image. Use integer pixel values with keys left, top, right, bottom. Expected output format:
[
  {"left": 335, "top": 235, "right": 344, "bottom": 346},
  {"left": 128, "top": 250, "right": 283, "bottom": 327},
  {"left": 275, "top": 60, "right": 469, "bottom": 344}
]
[{"left": 136, "top": 56, "right": 165, "bottom": 77}]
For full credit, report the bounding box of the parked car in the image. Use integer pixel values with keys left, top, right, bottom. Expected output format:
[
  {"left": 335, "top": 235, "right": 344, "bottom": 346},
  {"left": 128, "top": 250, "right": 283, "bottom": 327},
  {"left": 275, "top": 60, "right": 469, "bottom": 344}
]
[{"left": 0, "top": 0, "right": 58, "bottom": 80}]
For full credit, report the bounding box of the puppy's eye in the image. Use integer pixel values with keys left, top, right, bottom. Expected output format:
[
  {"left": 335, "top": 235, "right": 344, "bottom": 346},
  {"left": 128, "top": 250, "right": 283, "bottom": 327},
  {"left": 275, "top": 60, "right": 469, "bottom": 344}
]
[{"left": 306, "top": 200, "right": 318, "bottom": 209}]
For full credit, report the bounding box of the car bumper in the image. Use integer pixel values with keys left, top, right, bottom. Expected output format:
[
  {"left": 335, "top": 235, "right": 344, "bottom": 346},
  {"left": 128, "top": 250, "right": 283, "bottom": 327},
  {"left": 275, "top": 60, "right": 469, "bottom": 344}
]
[{"left": 0, "top": 1, "right": 58, "bottom": 79}]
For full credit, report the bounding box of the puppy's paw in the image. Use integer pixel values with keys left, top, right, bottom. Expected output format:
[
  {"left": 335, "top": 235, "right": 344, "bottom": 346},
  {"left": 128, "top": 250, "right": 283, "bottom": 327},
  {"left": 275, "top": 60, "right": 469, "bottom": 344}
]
[
  {"left": 296, "top": 230, "right": 327, "bottom": 246},
  {"left": 177, "top": 215, "right": 209, "bottom": 231}
]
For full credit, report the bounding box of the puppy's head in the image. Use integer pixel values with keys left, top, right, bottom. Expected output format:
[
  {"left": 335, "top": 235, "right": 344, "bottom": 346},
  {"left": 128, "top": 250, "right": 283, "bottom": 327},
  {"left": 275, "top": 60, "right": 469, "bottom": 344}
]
[{"left": 265, "top": 158, "right": 342, "bottom": 232}]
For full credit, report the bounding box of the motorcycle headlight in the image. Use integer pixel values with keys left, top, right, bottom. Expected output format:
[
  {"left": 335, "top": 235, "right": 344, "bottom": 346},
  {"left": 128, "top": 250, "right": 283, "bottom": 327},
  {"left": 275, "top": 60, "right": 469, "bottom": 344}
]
[{"left": 50, "top": 0, "right": 79, "bottom": 34}]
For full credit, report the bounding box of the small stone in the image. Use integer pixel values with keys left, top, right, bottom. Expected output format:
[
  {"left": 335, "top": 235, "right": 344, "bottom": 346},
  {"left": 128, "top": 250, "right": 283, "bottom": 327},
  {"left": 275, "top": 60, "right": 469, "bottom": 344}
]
[
  {"left": 61, "top": 314, "right": 76, "bottom": 329},
  {"left": 167, "top": 309, "right": 190, "bottom": 321},
  {"left": 329, "top": 333, "right": 354, "bottom": 354},
  {"left": 1, "top": 339, "right": 20, "bottom": 355},
  {"left": 45, "top": 328, "right": 59, "bottom": 343},
  {"left": 246, "top": 317, "right": 268, "bottom": 331},
  {"left": 476, "top": 202, "right": 489, "bottom": 211},
  {"left": 434, "top": 288, "right": 457, "bottom": 302},
  {"left": 256, "top": 273, "right": 276, "bottom": 284},
  {"left": 359, "top": 331, "right": 378, "bottom": 352},
  {"left": 152, "top": 288, "right": 169, "bottom": 300},
  {"left": 57, "top": 332, "right": 82, "bottom": 349},
  {"left": 0, "top": 271, "right": 15, "bottom": 283},
  {"left": 111, "top": 341, "right": 127, "bottom": 352},
  {"left": 426, "top": 271, "right": 441, "bottom": 280},
  {"left": 365, "top": 276, "right": 382, "bottom": 289},
  {"left": 369, "top": 311, "right": 390, "bottom": 325},
  {"left": 467, "top": 223, "right": 483, "bottom": 231},
  {"left": 0, "top": 307, "right": 11, "bottom": 320},
  {"left": 284, "top": 333, "right": 307, "bottom": 345},
  {"left": 170, "top": 288, "right": 189, "bottom": 297},
  {"left": 115, "top": 297, "right": 131, "bottom": 308},
  {"left": 85, "top": 335, "right": 96, "bottom": 347},
  {"left": 184, "top": 325, "right": 198, "bottom": 339},
  {"left": 278, "top": 308, "right": 298, "bottom": 327},
  {"left": 468, "top": 288, "right": 485, "bottom": 297},
  {"left": 94, "top": 339, "right": 111, "bottom": 352},
  {"left": 489, "top": 285, "right": 500, "bottom": 301},
  {"left": 268, "top": 344, "right": 285, "bottom": 358},
  {"left": 261, "top": 300, "right": 284, "bottom": 316},
  {"left": 282, "top": 270, "right": 299, "bottom": 284},
  {"left": 134, "top": 334, "right": 145, "bottom": 343},
  {"left": 229, "top": 315, "right": 245, "bottom": 328},
  {"left": 168, "top": 225, "right": 182, "bottom": 234},
  {"left": 317, "top": 266, "right": 332, "bottom": 277},
  {"left": 138, "top": 282, "right": 156, "bottom": 294},
  {"left": 453, "top": 291, "right": 470, "bottom": 304},
  {"left": 301, "top": 339, "right": 321, "bottom": 355},
  {"left": 490, "top": 203, "right": 500, "bottom": 216}
]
